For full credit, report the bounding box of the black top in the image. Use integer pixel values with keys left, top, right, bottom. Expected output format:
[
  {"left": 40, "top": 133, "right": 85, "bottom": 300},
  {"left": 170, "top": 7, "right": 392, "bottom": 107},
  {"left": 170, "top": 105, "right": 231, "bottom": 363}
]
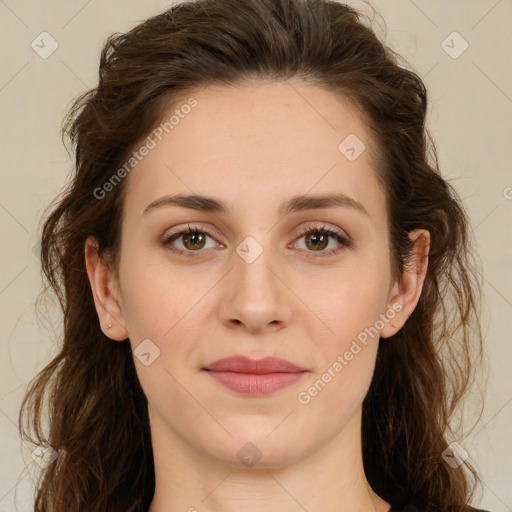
[{"left": 389, "top": 505, "right": 490, "bottom": 512}]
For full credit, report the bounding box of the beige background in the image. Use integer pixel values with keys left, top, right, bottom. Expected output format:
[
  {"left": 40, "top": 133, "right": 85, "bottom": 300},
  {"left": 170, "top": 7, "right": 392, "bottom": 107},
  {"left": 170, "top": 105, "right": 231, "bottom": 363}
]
[{"left": 0, "top": 1, "right": 511, "bottom": 510}]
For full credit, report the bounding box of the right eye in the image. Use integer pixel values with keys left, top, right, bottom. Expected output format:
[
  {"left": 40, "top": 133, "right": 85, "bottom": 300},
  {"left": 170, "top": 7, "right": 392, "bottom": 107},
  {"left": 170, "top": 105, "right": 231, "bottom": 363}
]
[{"left": 161, "top": 224, "right": 220, "bottom": 256}]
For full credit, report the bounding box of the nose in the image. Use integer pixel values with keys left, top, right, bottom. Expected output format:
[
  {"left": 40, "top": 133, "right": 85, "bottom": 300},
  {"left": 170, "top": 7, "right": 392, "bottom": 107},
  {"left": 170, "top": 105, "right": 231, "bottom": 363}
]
[{"left": 218, "top": 239, "right": 294, "bottom": 334}]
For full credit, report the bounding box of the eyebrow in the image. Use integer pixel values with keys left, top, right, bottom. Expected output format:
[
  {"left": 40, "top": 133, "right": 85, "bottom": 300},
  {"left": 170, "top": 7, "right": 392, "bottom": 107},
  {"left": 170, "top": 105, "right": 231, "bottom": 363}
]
[{"left": 143, "top": 192, "right": 369, "bottom": 217}]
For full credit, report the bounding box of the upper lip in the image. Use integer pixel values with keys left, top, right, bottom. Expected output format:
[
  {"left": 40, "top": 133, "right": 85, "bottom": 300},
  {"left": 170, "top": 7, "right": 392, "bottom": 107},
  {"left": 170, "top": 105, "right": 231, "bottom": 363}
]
[{"left": 203, "top": 356, "right": 307, "bottom": 374}]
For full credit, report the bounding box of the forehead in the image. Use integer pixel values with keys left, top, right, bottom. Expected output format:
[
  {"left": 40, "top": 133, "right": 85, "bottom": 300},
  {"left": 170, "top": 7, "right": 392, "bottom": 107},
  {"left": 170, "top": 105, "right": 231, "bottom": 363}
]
[{"left": 122, "top": 80, "right": 385, "bottom": 221}]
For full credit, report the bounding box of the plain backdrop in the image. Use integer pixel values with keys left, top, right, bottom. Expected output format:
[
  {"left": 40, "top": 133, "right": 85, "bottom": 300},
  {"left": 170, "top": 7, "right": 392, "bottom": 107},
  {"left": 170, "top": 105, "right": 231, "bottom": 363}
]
[{"left": 0, "top": 1, "right": 511, "bottom": 510}]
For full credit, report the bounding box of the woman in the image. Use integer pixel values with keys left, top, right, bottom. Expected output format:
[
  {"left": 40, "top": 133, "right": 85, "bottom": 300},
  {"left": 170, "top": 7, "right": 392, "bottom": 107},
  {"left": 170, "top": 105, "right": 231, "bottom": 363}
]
[{"left": 19, "top": 0, "right": 489, "bottom": 511}]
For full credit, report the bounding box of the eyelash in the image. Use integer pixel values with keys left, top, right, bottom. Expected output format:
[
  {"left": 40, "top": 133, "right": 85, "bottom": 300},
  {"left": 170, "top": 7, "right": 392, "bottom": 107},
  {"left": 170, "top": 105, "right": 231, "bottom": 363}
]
[{"left": 161, "top": 223, "right": 351, "bottom": 258}]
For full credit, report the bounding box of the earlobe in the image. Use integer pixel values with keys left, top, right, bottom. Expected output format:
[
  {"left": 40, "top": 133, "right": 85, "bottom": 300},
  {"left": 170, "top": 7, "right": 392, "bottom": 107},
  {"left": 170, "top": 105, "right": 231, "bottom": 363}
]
[
  {"left": 84, "top": 236, "right": 129, "bottom": 342},
  {"left": 380, "top": 229, "right": 430, "bottom": 339}
]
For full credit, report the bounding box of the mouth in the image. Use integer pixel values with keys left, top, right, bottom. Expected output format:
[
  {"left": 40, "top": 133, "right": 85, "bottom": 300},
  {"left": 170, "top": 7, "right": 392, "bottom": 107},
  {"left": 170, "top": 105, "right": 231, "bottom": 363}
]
[{"left": 202, "top": 355, "right": 309, "bottom": 396}]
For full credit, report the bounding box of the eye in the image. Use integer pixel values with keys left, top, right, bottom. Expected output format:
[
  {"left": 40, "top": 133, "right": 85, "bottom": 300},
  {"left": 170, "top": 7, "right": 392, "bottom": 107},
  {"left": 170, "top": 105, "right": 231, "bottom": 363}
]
[
  {"left": 161, "top": 224, "right": 219, "bottom": 257},
  {"left": 161, "top": 223, "right": 351, "bottom": 258},
  {"left": 291, "top": 224, "right": 351, "bottom": 257}
]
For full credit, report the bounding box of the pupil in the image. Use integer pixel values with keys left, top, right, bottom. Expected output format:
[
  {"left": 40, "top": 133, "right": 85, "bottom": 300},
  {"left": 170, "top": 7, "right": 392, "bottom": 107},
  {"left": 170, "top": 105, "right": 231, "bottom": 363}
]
[
  {"left": 185, "top": 232, "right": 204, "bottom": 249},
  {"left": 308, "top": 233, "right": 326, "bottom": 250}
]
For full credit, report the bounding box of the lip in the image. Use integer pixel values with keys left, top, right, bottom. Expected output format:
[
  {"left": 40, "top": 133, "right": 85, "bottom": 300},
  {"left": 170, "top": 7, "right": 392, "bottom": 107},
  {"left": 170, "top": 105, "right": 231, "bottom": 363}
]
[
  {"left": 204, "top": 355, "right": 306, "bottom": 373},
  {"left": 203, "top": 356, "right": 308, "bottom": 396}
]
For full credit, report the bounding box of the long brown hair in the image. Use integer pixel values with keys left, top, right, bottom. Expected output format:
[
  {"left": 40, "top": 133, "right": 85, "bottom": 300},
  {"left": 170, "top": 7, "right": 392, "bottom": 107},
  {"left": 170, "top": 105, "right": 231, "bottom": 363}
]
[{"left": 19, "top": 0, "right": 485, "bottom": 510}]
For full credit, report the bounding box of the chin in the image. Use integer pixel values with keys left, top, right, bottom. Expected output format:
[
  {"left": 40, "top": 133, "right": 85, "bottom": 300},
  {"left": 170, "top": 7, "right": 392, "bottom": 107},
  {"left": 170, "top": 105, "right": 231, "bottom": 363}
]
[{"left": 202, "top": 428, "right": 313, "bottom": 470}]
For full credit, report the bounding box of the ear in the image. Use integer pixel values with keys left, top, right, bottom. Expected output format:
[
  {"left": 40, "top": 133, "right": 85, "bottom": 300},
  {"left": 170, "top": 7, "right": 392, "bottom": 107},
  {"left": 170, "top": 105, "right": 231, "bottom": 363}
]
[
  {"left": 380, "top": 228, "right": 430, "bottom": 338},
  {"left": 85, "top": 235, "right": 129, "bottom": 341}
]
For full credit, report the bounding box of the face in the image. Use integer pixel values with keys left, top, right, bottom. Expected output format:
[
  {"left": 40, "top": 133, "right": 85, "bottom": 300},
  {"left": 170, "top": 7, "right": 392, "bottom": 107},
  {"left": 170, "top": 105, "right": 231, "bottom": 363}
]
[{"left": 89, "top": 80, "right": 421, "bottom": 470}]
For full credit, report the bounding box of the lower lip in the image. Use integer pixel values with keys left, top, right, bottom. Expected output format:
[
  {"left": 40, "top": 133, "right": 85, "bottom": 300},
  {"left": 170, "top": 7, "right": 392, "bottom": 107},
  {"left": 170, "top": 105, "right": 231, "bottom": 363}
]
[{"left": 205, "top": 371, "right": 308, "bottom": 395}]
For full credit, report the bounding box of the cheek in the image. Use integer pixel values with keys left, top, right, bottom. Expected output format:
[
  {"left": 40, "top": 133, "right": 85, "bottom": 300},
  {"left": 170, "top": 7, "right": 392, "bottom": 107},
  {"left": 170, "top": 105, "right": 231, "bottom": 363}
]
[
  {"left": 299, "top": 256, "right": 390, "bottom": 397},
  {"left": 303, "top": 256, "right": 391, "bottom": 339},
  {"left": 294, "top": 271, "right": 388, "bottom": 417},
  {"left": 118, "top": 244, "right": 198, "bottom": 338},
  {"left": 118, "top": 254, "right": 215, "bottom": 385}
]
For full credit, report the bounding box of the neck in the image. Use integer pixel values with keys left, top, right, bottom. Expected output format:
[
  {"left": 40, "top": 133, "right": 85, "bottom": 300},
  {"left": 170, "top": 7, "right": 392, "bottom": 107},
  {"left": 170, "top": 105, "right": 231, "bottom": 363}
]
[{"left": 148, "top": 406, "right": 390, "bottom": 512}]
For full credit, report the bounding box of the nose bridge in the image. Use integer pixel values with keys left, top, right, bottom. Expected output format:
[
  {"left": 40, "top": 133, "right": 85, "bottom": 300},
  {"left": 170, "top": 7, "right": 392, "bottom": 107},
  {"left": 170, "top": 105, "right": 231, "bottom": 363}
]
[
  {"left": 220, "top": 229, "right": 292, "bottom": 331},
  {"left": 233, "top": 231, "right": 281, "bottom": 302}
]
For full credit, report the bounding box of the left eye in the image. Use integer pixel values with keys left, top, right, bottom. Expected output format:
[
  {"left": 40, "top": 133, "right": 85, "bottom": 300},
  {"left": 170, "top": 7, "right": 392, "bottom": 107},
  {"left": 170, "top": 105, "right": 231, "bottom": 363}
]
[
  {"left": 293, "top": 225, "right": 351, "bottom": 255},
  {"left": 161, "top": 223, "right": 351, "bottom": 257}
]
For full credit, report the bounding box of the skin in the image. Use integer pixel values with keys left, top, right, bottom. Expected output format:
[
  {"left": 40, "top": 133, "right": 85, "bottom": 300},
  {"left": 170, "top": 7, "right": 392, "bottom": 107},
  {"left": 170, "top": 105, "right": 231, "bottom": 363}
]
[{"left": 85, "top": 79, "right": 429, "bottom": 512}]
